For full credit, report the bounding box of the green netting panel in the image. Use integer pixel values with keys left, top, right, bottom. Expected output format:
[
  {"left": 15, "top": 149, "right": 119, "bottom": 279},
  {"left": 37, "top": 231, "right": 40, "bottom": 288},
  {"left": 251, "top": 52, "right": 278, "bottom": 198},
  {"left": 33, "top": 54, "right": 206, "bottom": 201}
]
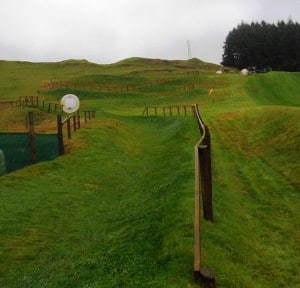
[
  {"left": 0, "top": 133, "right": 60, "bottom": 174},
  {"left": 0, "top": 133, "right": 30, "bottom": 173},
  {"left": 35, "top": 134, "right": 59, "bottom": 162}
]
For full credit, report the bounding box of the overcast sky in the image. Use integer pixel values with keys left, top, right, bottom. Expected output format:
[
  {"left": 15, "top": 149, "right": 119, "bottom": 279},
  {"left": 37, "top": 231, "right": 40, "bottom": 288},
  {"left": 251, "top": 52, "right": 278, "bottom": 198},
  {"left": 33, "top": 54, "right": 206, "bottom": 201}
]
[{"left": 0, "top": 0, "right": 299, "bottom": 65}]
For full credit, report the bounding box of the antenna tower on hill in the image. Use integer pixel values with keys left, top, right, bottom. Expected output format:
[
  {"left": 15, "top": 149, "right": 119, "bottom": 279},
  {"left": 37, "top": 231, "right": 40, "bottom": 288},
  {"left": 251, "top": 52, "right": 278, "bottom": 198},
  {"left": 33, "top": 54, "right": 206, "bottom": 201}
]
[{"left": 187, "top": 40, "right": 192, "bottom": 59}]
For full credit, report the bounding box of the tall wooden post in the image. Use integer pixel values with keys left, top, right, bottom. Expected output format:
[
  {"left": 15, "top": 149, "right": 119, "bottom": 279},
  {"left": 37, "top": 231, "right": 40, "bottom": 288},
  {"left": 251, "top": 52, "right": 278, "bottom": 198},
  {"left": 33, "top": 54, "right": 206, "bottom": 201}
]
[
  {"left": 194, "top": 142, "right": 216, "bottom": 287},
  {"left": 199, "top": 127, "right": 213, "bottom": 221},
  {"left": 77, "top": 111, "right": 81, "bottom": 129},
  {"left": 57, "top": 114, "right": 64, "bottom": 155},
  {"left": 194, "top": 143, "right": 201, "bottom": 279},
  {"left": 73, "top": 115, "right": 77, "bottom": 132},
  {"left": 67, "top": 118, "right": 71, "bottom": 139},
  {"left": 28, "top": 112, "right": 36, "bottom": 164},
  {"left": 192, "top": 104, "right": 215, "bottom": 287}
]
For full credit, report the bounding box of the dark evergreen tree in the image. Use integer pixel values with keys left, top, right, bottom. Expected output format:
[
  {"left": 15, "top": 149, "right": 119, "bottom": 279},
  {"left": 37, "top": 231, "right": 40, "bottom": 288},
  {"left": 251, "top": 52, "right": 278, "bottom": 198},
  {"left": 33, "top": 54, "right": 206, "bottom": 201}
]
[{"left": 222, "top": 20, "right": 300, "bottom": 71}]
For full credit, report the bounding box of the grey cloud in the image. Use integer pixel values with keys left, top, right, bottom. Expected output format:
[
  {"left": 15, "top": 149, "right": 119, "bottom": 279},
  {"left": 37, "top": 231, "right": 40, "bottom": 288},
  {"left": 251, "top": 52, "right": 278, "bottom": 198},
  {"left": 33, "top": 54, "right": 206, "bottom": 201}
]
[{"left": 0, "top": 0, "right": 299, "bottom": 64}]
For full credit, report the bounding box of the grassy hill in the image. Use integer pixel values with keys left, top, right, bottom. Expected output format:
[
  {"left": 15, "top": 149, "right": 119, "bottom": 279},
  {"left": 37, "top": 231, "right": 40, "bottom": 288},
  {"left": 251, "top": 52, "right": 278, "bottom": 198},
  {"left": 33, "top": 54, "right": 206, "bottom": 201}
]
[{"left": 0, "top": 58, "right": 299, "bottom": 287}]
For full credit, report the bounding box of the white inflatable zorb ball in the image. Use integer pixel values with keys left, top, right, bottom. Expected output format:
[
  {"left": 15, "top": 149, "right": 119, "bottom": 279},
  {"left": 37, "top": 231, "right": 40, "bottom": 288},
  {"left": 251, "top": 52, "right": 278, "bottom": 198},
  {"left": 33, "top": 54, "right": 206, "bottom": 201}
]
[
  {"left": 61, "top": 94, "right": 80, "bottom": 114},
  {"left": 241, "top": 69, "right": 249, "bottom": 75}
]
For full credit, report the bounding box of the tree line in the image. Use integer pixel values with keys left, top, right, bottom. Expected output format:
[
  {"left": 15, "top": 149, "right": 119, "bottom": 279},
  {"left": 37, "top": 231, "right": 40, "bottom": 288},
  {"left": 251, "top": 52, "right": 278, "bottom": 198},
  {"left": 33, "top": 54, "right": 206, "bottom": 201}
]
[{"left": 221, "top": 19, "right": 300, "bottom": 71}]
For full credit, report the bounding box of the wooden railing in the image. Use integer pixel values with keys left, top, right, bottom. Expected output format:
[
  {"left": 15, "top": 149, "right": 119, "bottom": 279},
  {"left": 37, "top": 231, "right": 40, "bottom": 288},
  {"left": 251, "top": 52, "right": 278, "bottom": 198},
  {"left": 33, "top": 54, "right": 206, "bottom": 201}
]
[
  {"left": 142, "top": 103, "right": 216, "bottom": 286},
  {"left": 0, "top": 96, "right": 96, "bottom": 156},
  {"left": 142, "top": 104, "right": 194, "bottom": 117},
  {"left": 192, "top": 104, "right": 215, "bottom": 287},
  {"left": 57, "top": 110, "right": 96, "bottom": 155}
]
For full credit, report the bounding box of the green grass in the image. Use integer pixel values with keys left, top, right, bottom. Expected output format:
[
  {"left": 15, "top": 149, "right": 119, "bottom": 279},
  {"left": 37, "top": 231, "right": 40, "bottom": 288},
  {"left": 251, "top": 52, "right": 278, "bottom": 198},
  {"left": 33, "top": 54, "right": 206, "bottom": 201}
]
[
  {"left": 0, "top": 116, "right": 198, "bottom": 287},
  {"left": 245, "top": 72, "right": 300, "bottom": 106},
  {"left": 0, "top": 58, "right": 299, "bottom": 287},
  {"left": 204, "top": 106, "right": 299, "bottom": 287}
]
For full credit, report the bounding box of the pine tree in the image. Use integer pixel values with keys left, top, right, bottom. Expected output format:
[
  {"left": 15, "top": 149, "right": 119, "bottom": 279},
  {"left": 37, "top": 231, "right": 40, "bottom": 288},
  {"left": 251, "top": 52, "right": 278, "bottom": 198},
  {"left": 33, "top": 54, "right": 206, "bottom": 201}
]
[{"left": 221, "top": 20, "right": 300, "bottom": 71}]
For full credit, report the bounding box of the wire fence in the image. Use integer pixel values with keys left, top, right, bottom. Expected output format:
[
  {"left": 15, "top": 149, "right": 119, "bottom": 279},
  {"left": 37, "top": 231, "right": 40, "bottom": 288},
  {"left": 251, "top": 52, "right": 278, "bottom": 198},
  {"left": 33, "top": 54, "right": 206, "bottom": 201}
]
[
  {"left": 142, "top": 104, "right": 194, "bottom": 117},
  {"left": 38, "top": 76, "right": 211, "bottom": 93},
  {"left": 0, "top": 98, "right": 96, "bottom": 174}
]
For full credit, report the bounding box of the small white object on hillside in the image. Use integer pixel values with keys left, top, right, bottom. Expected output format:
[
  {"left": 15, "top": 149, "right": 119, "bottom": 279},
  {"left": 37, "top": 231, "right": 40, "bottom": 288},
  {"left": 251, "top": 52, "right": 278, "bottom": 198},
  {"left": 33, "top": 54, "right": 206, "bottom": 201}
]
[
  {"left": 61, "top": 94, "right": 80, "bottom": 114},
  {"left": 241, "top": 69, "right": 249, "bottom": 75}
]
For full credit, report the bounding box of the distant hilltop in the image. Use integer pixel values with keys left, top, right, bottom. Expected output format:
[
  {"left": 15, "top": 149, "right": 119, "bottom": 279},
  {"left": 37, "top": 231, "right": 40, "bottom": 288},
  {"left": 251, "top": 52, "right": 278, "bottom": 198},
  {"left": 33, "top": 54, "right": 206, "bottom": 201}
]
[
  {"left": 0, "top": 57, "right": 222, "bottom": 72},
  {"left": 110, "top": 57, "right": 221, "bottom": 71}
]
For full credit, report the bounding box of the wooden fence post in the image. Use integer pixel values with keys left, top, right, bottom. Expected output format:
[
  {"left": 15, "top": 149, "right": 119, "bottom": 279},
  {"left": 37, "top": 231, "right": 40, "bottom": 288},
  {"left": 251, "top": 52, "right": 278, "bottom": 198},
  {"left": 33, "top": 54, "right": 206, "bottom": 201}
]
[
  {"left": 194, "top": 143, "right": 201, "bottom": 279},
  {"left": 192, "top": 104, "right": 215, "bottom": 286},
  {"left": 77, "top": 111, "right": 81, "bottom": 129},
  {"left": 67, "top": 118, "right": 71, "bottom": 139},
  {"left": 199, "top": 127, "right": 213, "bottom": 221},
  {"left": 28, "top": 112, "right": 36, "bottom": 164},
  {"left": 194, "top": 143, "right": 216, "bottom": 288},
  {"left": 73, "top": 115, "right": 77, "bottom": 132},
  {"left": 57, "top": 114, "right": 64, "bottom": 155},
  {"left": 195, "top": 268, "right": 216, "bottom": 288}
]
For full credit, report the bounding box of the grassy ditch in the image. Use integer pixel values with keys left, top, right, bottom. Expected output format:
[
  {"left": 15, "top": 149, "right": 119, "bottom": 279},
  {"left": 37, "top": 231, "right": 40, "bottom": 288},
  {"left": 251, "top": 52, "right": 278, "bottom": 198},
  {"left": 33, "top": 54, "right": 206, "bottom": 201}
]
[{"left": 0, "top": 116, "right": 199, "bottom": 288}]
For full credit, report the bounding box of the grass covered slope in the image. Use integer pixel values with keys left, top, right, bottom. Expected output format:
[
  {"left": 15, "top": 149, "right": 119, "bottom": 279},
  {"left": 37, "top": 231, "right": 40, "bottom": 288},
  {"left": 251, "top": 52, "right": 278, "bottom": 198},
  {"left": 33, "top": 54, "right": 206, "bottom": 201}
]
[
  {"left": 202, "top": 72, "right": 299, "bottom": 287},
  {"left": 245, "top": 72, "right": 300, "bottom": 107},
  {"left": 205, "top": 107, "right": 299, "bottom": 287},
  {"left": 0, "top": 116, "right": 198, "bottom": 287},
  {"left": 0, "top": 58, "right": 299, "bottom": 287}
]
